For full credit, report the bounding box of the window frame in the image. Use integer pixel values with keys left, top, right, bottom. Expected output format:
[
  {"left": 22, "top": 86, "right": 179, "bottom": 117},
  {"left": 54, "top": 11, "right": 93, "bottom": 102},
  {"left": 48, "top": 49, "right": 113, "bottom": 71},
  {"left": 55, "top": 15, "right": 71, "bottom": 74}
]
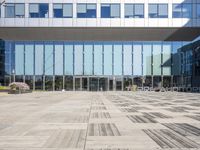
[
  {"left": 101, "top": 3, "right": 121, "bottom": 18},
  {"left": 29, "top": 3, "right": 49, "bottom": 18},
  {"left": 148, "top": 3, "right": 168, "bottom": 18},
  {"left": 172, "top": 3, "right": 192, "bottom": 18},
  {"left": 5, "top": 3, "right": 25, "bottom": 18},
  {"left": 53, "top": 3, "right": 73, "bottom": 18},
  {"left": 124, "top": 3, "right": 144, "bottom": 18},
  {"left": 77, "top": 3, "right": 96, "bottom": 18}
]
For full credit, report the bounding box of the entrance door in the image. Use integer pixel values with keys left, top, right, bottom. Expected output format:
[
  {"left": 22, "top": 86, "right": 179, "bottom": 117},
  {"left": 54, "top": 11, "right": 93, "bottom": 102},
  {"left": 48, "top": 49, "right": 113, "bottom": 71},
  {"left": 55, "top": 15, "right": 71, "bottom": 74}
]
[
  {"left": 82, "top": 78, "right": 88, "bottom": 91},
  {"left": 99, "top": 78, "right": 107, "bottom": 91},
  {"left": 109, "top": 79, "right": 113, "bottom": 91}
]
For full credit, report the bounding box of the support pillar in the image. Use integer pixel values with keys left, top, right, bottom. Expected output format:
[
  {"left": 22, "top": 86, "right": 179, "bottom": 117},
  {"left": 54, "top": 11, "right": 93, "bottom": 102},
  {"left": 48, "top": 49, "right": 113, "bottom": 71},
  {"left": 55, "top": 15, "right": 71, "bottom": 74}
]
[
  {"left": 43, "top": 75, "right": 45, "bottom": 91},
  {"left": 33, "top": 76, "right": 35, "bottom": 91},
  {"left": 53, "top": 76, "right": 55, "bottom": 91},
  {"left": 73, "top": 77, "right": 75, "bottom": 91}
]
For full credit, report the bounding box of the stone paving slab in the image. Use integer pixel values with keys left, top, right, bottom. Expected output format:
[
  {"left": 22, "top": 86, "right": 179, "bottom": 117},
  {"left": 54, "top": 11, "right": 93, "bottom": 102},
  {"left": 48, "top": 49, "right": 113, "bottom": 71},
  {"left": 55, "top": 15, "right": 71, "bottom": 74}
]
[{"left": 0, "top": 91, "right": 200, "bottom": 150}]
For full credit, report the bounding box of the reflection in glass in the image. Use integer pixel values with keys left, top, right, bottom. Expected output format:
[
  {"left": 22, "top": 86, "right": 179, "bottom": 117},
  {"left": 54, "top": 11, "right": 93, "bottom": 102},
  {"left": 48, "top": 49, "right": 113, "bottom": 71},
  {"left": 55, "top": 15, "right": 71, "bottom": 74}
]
[
  {"left": 163, "top": 76, "right": 171, "bottom": 88},
  {"left": 99, "top": 78, "right": 107, "bottom": 91},
  {"left": 45, "top": 76, "right": 53, "bottom": 91},
  {"left": 133, "top": 77, "right": 142, "bottom": 87},
  {"left": 35, "top": 76, "right": 43, "bottom": 90},
  {"left": 75, "top": 78, "right": 81, "bottom": 91},
  {"left": 65, "top": 76, "right": 73, "bottom": 91},
  {"left": 123, "top": 77, "right": 132, "bottom": 91},
  {"left": 89, "top": 78, "right": 98, "bottom": 91},
  {"left": 55, "top": 76, "right": 63, "bottom": 91},
  {"left": 143, "top": 76, "right": 152, "bottom": 87},
  {"left": 153, "top": 76, "right": 162, "bottom": 88},
  {"left": 116, "top": 78, "right": 122, "bottom": 91},
  {"left": 15, "top": 75, "right": 23, "bottom": 82},
  {"left": 82, "top": 78, "right": 88, "bottom": 91},
  {"left": 25, "top": 76, "right": 33, "bottom": 89}
]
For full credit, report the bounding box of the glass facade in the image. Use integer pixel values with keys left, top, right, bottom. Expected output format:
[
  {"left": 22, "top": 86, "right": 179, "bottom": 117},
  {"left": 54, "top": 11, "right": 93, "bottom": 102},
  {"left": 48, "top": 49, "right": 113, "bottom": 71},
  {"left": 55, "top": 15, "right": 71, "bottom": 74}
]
[{"left": 1, "top": 3, "right": 200, "bottom": 19}]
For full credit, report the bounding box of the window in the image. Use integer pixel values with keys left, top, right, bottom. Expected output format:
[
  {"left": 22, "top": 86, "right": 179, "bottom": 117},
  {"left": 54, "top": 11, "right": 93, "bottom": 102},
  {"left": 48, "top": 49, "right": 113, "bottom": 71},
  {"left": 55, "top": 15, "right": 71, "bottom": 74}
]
[
  {"left": 5, "top": 3, "right": 25, "bottom": 18},
  {"left": 29, "top": 3, "right": 49, "bottom": 18},
  {"left": 101, "top": 4, "right": 120, "bottom": 18},
  {"left": 173, "top": 3, "right": 192, "bottom": 18},
  {"left": 125, "top": 4, "right": 144, "bottom": 18},
  {"left": 77, "top": 4, "right": 96, "bottom": 18},
  {"left": 197, "top": 4, "right": 200, "bottom": 18},
  {"left": 149, "top": 4, "right": 168, "bottom": 18},
  {"left": 53, "top": 4, "right": 72, "bottom": 18}
]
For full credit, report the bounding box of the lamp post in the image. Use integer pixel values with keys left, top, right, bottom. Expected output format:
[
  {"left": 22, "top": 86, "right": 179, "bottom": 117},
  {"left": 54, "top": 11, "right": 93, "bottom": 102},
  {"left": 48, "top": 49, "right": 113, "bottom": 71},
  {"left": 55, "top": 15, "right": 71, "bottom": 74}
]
[{"left": 12, "top": 69, "right": 15, "bottom": 82}]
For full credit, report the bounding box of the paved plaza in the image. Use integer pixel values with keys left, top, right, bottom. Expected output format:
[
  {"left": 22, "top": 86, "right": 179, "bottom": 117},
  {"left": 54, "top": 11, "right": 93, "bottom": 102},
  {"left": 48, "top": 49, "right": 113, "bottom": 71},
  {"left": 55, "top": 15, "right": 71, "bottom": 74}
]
[{"left": 0, "top": 91, "right": 200, "bottom": 150}]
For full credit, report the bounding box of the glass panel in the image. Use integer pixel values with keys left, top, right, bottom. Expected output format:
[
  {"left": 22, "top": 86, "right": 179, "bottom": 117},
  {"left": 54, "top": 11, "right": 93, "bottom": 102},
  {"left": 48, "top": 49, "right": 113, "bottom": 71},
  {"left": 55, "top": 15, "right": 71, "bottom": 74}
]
[
  {"left": 104, "top": 44, "right": 112, "bottom": 75},
  {"left": 5, "top": 4, "right": 15, "bottom": 18},
  {"left": 15, "top": 4, "right": 25, "bottom": 17},
  {"left": 99, "top": 78, "right": 107, "bottom": 91},
  {"left": 123, "top": 44, "right": 132, "bottom": 75},
  {"left": 44, "top": 43, "right": 54, "bottom": 75},
  {"left": 135, "top": 4, "right": 144, "bottom": 18},
  {"left": 55, "top": 44, "right": 63, "bottom": 75},
  {"left": 143, "top": 44, "right": 152, "bottom": 76},
  {"left": 101, "top": 4, "right": 110, "bottom": 18},
  {"left": 182, "top": 3, "right": 192, "bottom": 18},
  {"left": 153, "top": 76, "right": 161, "bottom": 88},
  {"left": 74, "top": 45, "right": 83, "bottom": 75},
  {"left": 82, "top": 78, "right": 88, "bottom": 91},
  {"left": 15, "top": 75, "right": 23, "bottom": 82},
  {"left": 15, "top": 44, "right": 24, "bottom": 75},
  {"left": 125, "top": 4, "right": 133, "bottom": 18},
  {"left": 172, "top": 42, "right": 182, "bottom": 75},
  {"left": 158, "top": 4, "right": 168, "bottom": 18},
  {"left": 39, "top": 3, "right": 49, "bottom": 18},
  {"left": 35, "top": 44, "right": 44, "bottom": 75},
  {"left": 35, "top": 76, "right": 43, "bottom": 90},
  {"left": 143, "top": 76, "right": 152, "bottom": 87},
  {"left": 55, "top": 76, "right": 63, "bottom": 91},
  {"left": 65, "top": 76, "right": 73, "bottom": 90},
  {"left": 173, "top": 4, "right": 182, "bottom": 18},
  {"left": 114, "top": 44, "right": 122, "bottom": 75},
  {"left": 94, "top": 44, "right": 103, "bottom": 75},
  {"left": 45, "top": 76, "right": 53, "bottom": 91},
  {"left": 153, "top": 44, "right": 161, "bottom": 75},
  {"left": 53, "top": 4, "right": 63, "bottom": 18},
  {"left": 30, "top": 4, "right": 39, "bottom": 13},
  {"left": 84, "top": 44, "right": 93, "bottom": 75},
  {"left": 163, "top": 76, "right": 171, "bottom": 88},
  {"left": 149, "top": 4, "right": 157, "bottom": 18},
  {"left": 110, "top": 4, "right": 120, "bottom": 18},
  {"left": 89, "top": 78, "right": 98, "bottom": 91},
  {"left": 25, "top": 44, "right": 34, "bottom": 75},
  {"left": 75, "top": 78, "right": 81, "bottom": 90},
  {"left": 77, "top": 4, "right": 87, "bottom": 13},
  {"left": 25, "top": 76, "right": 33, "bottom": 89},
  {"left": 86, "top": 4, "right": 96, "bottom": 18},
  {"left": 162, "top": 43, "right": 171, "bottom": 75},
  {"left": 133, "top": 44, "right": 142, "bottom": 76},
  {"left": 197, "top": 4, "right": 200, "bottom": 18},
  {"left": 64, "top": 44, "right": 73, "bottom": 75},
  {"left": 63, "top": 4, "right": 72, "bottom": 17},
  {"left": 29, "top": 4, "right": 39, "bottom": 18}
]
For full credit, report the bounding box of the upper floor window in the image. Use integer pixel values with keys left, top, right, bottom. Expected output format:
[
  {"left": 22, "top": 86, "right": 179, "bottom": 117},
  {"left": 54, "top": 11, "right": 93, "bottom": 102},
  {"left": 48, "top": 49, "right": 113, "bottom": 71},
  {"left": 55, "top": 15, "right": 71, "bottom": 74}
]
[
  {"left": 53, "top": 4, "right": 72, "bottom": 18},
  {"left": 77, "top": 4, "right": 96, "bottom": 18},
  {"left": 197, "top": 4, "right": 200, "bottom": 18},
  {"left": 173, "top": 3, "right": 192, "bottom": 18},
  {"left": 5, "top": 3, "right": 25, "bottom": 18},
  {"left": 149, "top": 4, "right": 168, "bottom": 18},
  {"left": 125, "top": 4, "right": 144, "bottom": 18},
  {"left": 29, "top": 3, "right": 49, "bottom": 18},
  {"left": 101, "top": 4, "right": 120, "bottom": 18}
]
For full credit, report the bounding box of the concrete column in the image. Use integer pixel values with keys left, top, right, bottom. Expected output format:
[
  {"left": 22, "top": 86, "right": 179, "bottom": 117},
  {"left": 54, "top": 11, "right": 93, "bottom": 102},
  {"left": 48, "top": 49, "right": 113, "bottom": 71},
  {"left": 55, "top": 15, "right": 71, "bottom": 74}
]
[
  {"left": 33, "top": 76, "right": 35, "bottom": 91},
  {"left": 53, "top": 76, "right": 55, "bottom": 91},
  {"left": 73, "top": 77, "right": 75, "bottom": 91},
  {"left": 63, "top": 76, "right": 65, "bottom": 90},
  {"left": 107, "top": 78, "right": 110, "bottom": 91},
  {"left": 43, "top": 76, "right": 45, "bottom": 91},
  {"left": 113, "top": 76, "right": 116, "bottom": 91}
]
